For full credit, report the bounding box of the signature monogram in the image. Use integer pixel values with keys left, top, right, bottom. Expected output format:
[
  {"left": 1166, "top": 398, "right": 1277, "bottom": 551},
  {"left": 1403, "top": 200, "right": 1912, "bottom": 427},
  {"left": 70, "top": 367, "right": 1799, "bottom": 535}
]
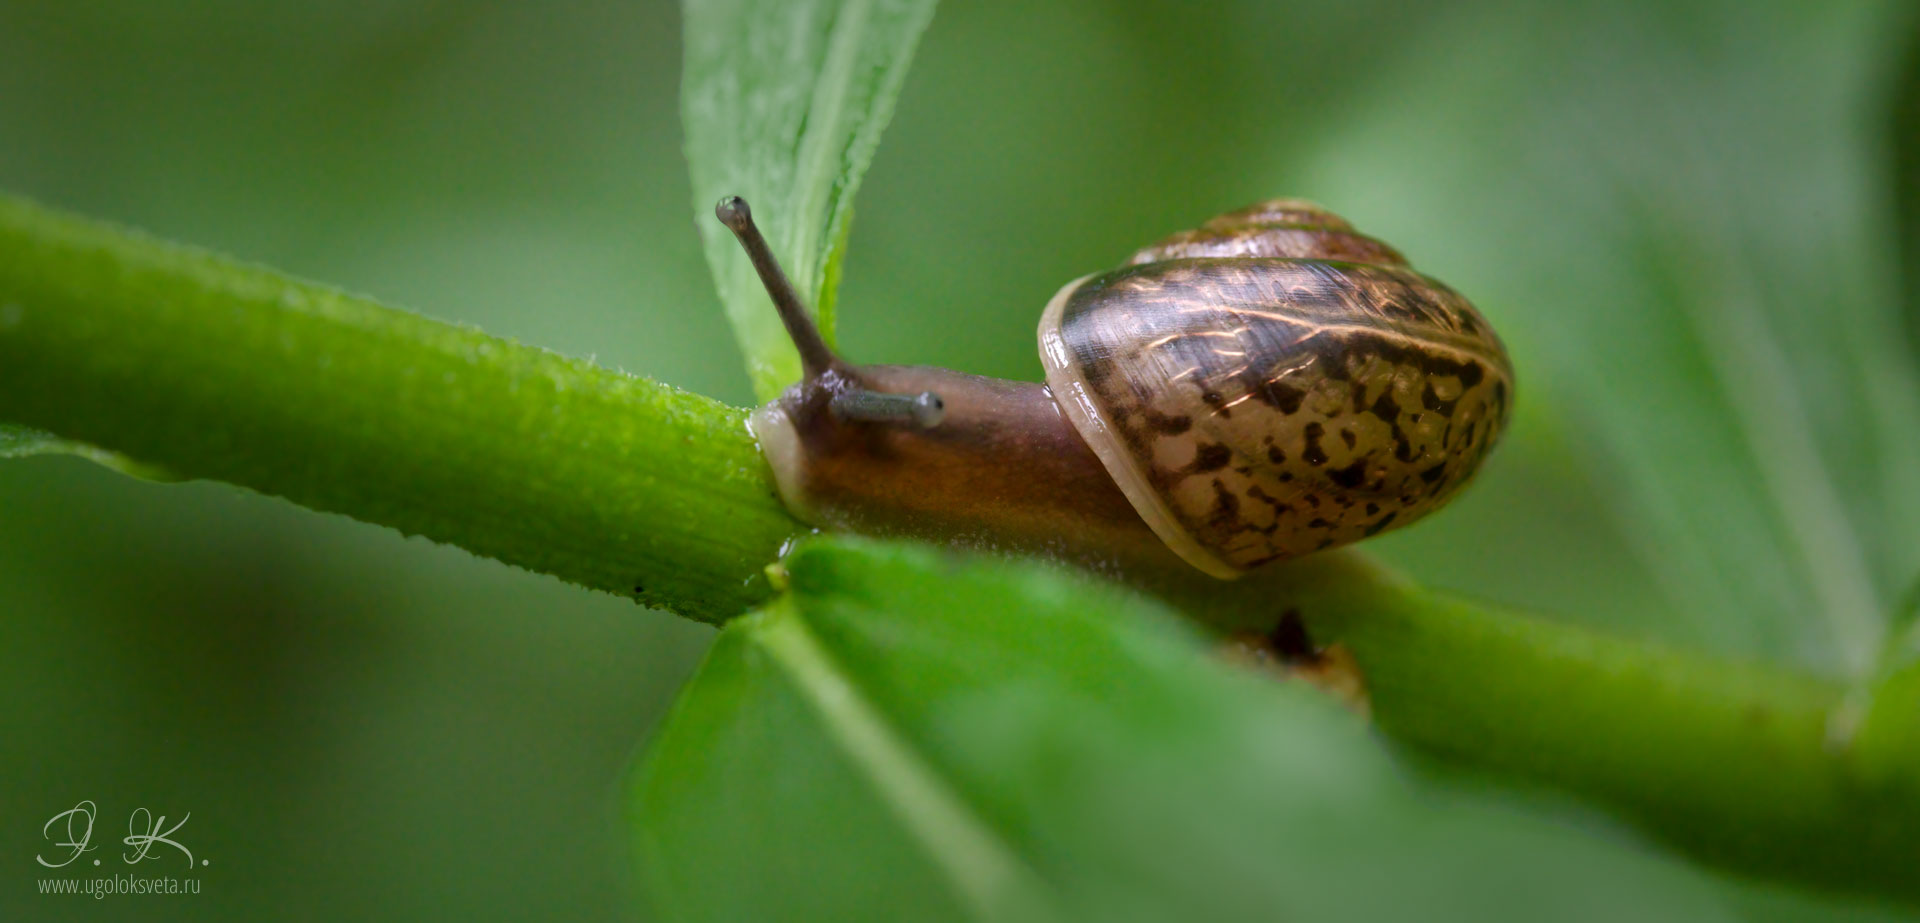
[{"left": 36, "top": 801, "right": 196, "bottom": 870}]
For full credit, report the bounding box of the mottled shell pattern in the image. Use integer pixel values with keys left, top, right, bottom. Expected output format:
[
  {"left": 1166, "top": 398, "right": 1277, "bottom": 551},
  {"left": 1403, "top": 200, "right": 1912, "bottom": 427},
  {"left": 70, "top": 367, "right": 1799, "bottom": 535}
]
[{"left": 1038, "top": 200, "right": 1513, "bottom": 578}]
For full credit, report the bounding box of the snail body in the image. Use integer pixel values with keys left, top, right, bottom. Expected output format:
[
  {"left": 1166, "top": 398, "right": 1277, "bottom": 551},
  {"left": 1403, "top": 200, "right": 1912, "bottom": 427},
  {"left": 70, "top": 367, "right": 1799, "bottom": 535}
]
[{"left": 723, "top": 196, "right": 1511, "bottom": 581}]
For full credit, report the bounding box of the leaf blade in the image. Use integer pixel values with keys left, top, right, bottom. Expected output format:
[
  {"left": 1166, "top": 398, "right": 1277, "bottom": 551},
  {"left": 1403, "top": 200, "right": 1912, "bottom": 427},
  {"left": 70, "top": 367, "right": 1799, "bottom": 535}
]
[
  {"left": 629, "top": 602, "right": 1046, "bottom": 923},
  {"left": 682, "top": 0, "right": 937, "bottom": 400},
  {"left": 750, "top": 602, "right": 1047, "bottom": 919},
  {"left": 631, "top": 539, "right": 1741, "bottom": 922}
]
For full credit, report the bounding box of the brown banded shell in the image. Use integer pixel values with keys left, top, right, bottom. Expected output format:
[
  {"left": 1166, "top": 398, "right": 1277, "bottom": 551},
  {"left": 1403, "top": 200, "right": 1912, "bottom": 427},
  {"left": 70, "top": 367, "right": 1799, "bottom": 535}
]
[{"left": 1038, "top": 200, "right": 1513, "bottom": 578}]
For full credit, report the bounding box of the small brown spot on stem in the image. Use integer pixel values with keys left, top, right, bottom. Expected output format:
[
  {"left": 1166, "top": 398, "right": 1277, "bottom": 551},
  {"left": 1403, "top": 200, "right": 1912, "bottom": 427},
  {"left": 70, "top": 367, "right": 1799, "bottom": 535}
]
[{"left": 1223, "top": 609, "right": 1371, "bottom": 716}]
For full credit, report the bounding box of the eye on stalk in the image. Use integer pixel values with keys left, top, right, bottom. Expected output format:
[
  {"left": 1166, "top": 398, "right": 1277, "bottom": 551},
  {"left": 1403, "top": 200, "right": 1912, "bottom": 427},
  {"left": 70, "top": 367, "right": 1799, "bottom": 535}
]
[{"left": 715, "top": 195, "right": 943, "bottom": 429}]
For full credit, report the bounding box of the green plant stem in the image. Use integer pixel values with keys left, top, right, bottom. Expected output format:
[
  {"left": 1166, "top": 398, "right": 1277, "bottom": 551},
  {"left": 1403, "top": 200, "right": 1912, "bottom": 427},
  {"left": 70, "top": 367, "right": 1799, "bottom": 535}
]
[
  {"left": 1271, "top": 556, "right": 1920, "bottom": 899},
  {"left": 0, "top": 192, "right": 804, "bottom": 623},
  {"left": 3, "top": 192, "right": 1916, "bottom": 899}
]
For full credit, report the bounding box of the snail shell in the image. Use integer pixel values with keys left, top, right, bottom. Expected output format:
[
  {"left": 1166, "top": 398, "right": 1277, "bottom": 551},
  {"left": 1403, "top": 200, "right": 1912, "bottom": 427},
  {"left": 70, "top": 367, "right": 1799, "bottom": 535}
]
[{"left": 1039, "top": 200, "right": 1512, "bottom": 578}]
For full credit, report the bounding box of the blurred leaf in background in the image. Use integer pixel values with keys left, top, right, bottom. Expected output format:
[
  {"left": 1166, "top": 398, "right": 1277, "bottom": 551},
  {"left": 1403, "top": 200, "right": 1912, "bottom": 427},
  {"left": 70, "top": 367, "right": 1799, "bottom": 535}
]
[{"left": 2, "top": 0, "right": 1918, "bottom": 921}]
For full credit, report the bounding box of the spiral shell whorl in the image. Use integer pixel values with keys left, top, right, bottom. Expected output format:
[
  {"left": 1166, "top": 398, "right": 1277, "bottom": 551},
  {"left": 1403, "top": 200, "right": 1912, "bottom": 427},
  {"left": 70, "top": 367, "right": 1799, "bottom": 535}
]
[
  {"left": 1127, "top": 199, "right": 1408, "bottom": 268},
  {"left": 1040, "top": 200, "right": 1512, "bottom": 576}
]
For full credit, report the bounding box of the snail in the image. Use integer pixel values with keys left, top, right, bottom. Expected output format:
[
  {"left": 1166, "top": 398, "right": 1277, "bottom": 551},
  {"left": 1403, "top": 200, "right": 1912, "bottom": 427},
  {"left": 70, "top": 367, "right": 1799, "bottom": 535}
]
[{"left": 719, "top": 195, "right": 1512, "bottom": 583}]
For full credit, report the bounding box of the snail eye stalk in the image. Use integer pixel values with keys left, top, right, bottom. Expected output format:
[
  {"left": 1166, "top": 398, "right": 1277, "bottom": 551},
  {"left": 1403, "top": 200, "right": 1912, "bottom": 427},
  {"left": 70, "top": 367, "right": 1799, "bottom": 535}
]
[
  {"left": 719, "top": 195, "right": 943, "bottom": 430},
  {"left": 714, "top": 195, "right": 839, "bottom": 380}
]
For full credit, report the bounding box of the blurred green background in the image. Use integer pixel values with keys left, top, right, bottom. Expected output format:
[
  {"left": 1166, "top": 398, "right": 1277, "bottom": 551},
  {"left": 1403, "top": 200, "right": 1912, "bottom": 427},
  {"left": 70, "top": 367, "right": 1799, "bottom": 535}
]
[{"left": 2, "top": 0, "right": 1917, "bottom": 920}]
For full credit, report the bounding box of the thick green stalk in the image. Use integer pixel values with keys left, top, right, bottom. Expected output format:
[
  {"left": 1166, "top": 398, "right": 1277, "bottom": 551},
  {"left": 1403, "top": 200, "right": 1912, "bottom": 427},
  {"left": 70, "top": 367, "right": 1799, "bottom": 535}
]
[
  {"left": 1268, "top": 557, "right": 1920, "bottom": 898},
  {"left": 2, "top": 192, "right": 1915, "bottom": 899},
  {"left": 0, "top": 192, "right": 804, "bottom": 623}
]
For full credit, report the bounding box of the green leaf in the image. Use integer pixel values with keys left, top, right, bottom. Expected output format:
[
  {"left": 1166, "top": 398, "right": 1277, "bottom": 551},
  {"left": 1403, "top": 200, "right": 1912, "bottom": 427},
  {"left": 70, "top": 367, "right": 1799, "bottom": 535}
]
[
  {"left": 0, "top": 421, "right": 176, "bottom": 481},
  {"left": 632, "top": 538, "right": 1739, "bottom": 922},
  {"left": 1295, "top": 1, "right": 1920, "bottom": 672},
  {"left": 682, "top": 0, "right": 937, "bottom": 401}
]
